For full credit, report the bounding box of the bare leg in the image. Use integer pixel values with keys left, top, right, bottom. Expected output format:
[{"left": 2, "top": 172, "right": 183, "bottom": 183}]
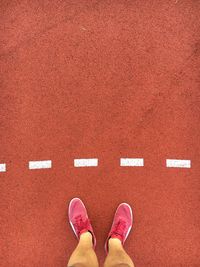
[
  {"left": 104, "top": 238, "right": 135, "bottom": 267},
  {"left": 67, "top": 232, "right": 99, "bottom": 267}
]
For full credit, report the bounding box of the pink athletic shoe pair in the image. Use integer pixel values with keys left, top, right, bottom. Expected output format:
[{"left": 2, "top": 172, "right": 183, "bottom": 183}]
[{"left": 68, "top": 198, "right": 133, "bottom": 253}]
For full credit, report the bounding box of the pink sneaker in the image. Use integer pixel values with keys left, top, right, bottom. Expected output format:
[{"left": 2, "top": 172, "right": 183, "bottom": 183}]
[
  {"left": 68, "top": 198, "right": 96, "bottom": 248},
  {"left": 105, "top": 203, "right": 133, "bottom": 253}
]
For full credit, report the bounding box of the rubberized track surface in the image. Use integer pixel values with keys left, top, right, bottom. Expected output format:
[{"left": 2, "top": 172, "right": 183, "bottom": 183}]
[{"left": 0, "top": 1, "right": 200, "bottom": 266}]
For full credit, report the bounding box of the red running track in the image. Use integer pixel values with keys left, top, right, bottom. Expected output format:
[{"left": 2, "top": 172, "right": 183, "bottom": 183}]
[{"left": 0, "top": 1, "right": 200, "bottom": 266}]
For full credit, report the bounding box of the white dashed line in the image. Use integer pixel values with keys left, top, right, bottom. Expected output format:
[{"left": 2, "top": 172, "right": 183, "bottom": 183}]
[
  {"left": 0, "top": 158, "right": 193, "bottom": 172},
  {"left": 166, "top": 159, "right": 191, "bottom": 168},
  {"left": 74, "top": 158, "right": 98, "bottom": 167},
  {"left": 120, "top": 158, "right": 144, "bottom": 167},
  {"left": 0, "top": 163, "right": 6, "bottom": 172},
  {"left": 29, "top": 160, "right": 52, "bottom": 169}
]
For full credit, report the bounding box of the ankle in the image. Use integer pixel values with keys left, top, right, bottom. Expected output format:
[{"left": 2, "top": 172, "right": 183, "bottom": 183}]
[
  {"left": 80, "top": 231, "right": 92, "bottom": 239},
  {"left": 79, "top": 231, "right": 93, "bottom": 247},
  {"left": 108, "top": 237, "right": 123, "bottom": 250}
]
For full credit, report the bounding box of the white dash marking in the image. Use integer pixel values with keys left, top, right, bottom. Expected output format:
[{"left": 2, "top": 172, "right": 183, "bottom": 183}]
[
  {"left": 74, "top": 158, "right": 98, "bottom": 167},
  {"left": 120, "top": 158, "right": 144, "bottom": 167},
  {"left": 166, "top": 159, "right": 191, "bottom": 168},
  {"left": 0, "top": 163, "right": 6, "bottom": 172},
  {"left": 29, "top": 160, "right": 52, "bottom": 170}
]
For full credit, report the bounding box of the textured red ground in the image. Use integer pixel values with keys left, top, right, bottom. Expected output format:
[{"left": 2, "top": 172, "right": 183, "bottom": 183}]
[{"left": 0, "top": 1, "right": 200, "bottom": 267}]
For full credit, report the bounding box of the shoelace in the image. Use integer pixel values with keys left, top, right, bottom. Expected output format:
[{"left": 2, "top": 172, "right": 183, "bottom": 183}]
[
  {"left": 112, "top": 219, "right": 126, "bottom": 238},
  {"left": 74, "top": 215, "right": 89, "bottom": 234}
]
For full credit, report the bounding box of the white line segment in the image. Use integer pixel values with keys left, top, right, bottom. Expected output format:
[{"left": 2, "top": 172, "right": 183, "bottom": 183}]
[
  {"left": 166, "top": 159, "right": 191, "bottom": 168},
  {"left": 120, "top": 158, "right": 144, "bottom": 167},
  {"left": 0, "top": 163, "right": 6, "bottom": 172},
  {"left": 29, "top": 160, "right": 52, "bottom": 169},
  {"left": 74, "top": 158, "right": 98, "bottom": 167}
]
